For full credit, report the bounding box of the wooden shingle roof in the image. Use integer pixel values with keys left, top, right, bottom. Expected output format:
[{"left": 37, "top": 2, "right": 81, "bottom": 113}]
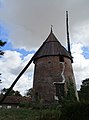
[{"left": 33, "top": 30, "right": 72, "bottom": 61}]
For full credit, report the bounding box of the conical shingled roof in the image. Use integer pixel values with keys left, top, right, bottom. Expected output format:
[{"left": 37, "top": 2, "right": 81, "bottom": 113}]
[{"left": 33, "top": 30, "right": 72, "bottom": 61}]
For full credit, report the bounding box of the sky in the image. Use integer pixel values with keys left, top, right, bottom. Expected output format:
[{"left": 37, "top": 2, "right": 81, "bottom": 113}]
[{"left": 0, "top": 0, "right": 89, "bottom": 95}]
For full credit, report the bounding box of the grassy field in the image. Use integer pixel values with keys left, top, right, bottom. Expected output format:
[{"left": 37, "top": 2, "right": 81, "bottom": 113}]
[
  {"left": 0, "top": 108, "right": 61, "bottom": 120},
  {"left": 0, "top": 108, "right": 41, "bottom": 120},
  {"left": 0, "top": 102, "right": 89, "bottom": 120}
]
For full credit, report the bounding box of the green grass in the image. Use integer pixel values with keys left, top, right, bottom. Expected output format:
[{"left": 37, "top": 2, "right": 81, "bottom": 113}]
[
  {"left": 0, "top": 108, "right": 40, "bottom": 120},
  {"left": 0, "top": 102, "right": 89, "bottom": 120},
  {"left": 0, "top": 108, "right": 61, "bottom": 120}
]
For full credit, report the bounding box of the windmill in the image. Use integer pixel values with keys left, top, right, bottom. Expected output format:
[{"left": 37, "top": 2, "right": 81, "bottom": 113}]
[{"left": 0, "top": 11, "right": 78, "bottom": 104}]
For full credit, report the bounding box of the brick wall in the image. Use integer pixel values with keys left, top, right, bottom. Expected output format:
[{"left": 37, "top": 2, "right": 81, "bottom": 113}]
[{"left": 33, "top": 56, "right": 78, "bottom": 103}]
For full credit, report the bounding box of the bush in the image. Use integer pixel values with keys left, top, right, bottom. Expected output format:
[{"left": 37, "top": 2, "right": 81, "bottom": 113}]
[
  {"left": 38, "top": 109, "right": 61, "bottom": 120},
  {"left": 60, "top": 102, "right": 89, "bottom": 120},
  {"left": 19, "top": 102, "right": 30, "bottom": 108},
  {"left": 19, "top": 102, "right": 61, "bottom": 120}
]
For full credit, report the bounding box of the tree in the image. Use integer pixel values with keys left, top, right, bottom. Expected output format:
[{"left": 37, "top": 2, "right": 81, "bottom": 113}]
[
  {"left": 78, "top": 78, "right": 89, "bottom": 101},
  {"left": 0, "top": 40, "right": 6, "bottom": 83},
  {"left": 1, "top": 88, "right": 22, "bottom": 96},
  {"left": 0, "top": 40, "right": 6, "bottom": 56},
  {"left": 14, "top": 90, "right": 22, "bottom": 96},
  {"left": 25, "top": 88, "right": 33, "bottom": 97}
]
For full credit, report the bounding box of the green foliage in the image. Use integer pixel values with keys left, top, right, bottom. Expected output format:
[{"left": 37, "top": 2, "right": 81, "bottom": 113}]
[
  {"left": 0, "top": 40, "right": 6, "bottom": 46},
  {"left": 0, "top": 108, "right": 41, "bottom": 120},
  {"left": 19, "top": 102, "right": 48, "bottom": 109},
  {"left": 0, "top": 40, "right": 6, "bottom": 83},
  {"left": 0, "top": 99, "right": 61, "bottom": 120},
  {"left": 64, "top": 81, "right": 77, "bottom": 103},
  {"left": 19, "top": 102, "right": 30, "bottom": 108},
  {"left": 38, "top": 109, "right": 61, "bottom": 120},
  {"left": 1, "top": 88, "right": 21, "bottom": 96},
  {"left": 60, "top": 102, "right": 89, "bottom": 120},
  {"left": 0, "top": 102, "right": 89, "bottom": 120},
  {"left": 78, "top": 78, "right": 89, "bottom": 101},
  {"left": 0, "top": 108, "right": 61, "bottom": 120},
  {"left": 25, "top": 88, "right": 33, "bottom": 97},
  {"left": 0, "top": 40, "right": 6, "bottom": 56},
  {"left": 14, "top": 90, "right": 22, "bottom": 96},
  {"left": 19, "top": 102, "right": 61, "bottom": 110}
]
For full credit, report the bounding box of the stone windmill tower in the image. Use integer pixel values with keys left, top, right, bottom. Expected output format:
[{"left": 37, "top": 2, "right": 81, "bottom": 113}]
[
  {"left": 32, "top": 13, "right": 78, "bottom": 103},
  {"left": 0, "top": 12, "right": 78, "bottom": 105},
  {"left": 32, "top": 29, "right": 78, "bottom": 103}
]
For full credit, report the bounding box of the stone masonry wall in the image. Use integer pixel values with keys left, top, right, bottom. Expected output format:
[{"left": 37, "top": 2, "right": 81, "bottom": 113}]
[{"left": 33, "top": 56, "right": 78, "bottom": 103}]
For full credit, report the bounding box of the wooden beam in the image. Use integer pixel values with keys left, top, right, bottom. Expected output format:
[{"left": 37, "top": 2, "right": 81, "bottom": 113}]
[{"left": 66, "top": 11, "right": 71, "bottom": 55}]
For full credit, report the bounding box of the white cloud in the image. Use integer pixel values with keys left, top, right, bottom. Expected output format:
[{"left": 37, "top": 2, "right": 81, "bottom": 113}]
[
  {"left": 0, "top": 50, "right": 34, "bottom": 95},
  {"left": 72, "top": 43, "right": 89, "bottom": 90},
  {"left": 71, "top": 21, "right": 89, "bottom": 47}
]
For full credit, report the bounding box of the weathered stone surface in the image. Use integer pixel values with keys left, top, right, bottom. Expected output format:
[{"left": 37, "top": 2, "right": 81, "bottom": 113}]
[
  {"left": 33, "top": 31, "right": 78, "bottom": 103},
  {"left": 33, "top": 56, "right": 78, "bottom": 103}
]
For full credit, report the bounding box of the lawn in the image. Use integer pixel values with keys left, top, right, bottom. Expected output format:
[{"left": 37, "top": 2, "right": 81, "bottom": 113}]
[
  {"left": 0, "top": 108, "right": 61, "bottom": 120},
  {"left": 0, "top": 102, "right": 89, "bottom": 120},
  {"left": 0, "top": 108, "right": 40, "bottom": 120}
]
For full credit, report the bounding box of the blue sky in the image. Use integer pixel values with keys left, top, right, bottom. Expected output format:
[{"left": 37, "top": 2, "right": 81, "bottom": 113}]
[
  {"left": 0, "top": 24, "right": 35, "bottom": 59},
  {"left": 82, "top": 47, "right": 89, "bottom": 59},
  {"left": 2, "top": 42, "right": 35, "bottom": 59}
]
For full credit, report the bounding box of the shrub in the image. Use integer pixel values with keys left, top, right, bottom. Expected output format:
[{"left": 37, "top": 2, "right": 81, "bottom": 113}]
[
  {"left": 38, "top": 109, "right": 61, "bottom": 120},
  {"left": 19, "top": 102, "right": 30, "bottom": 108},
  {"left": 60, "top": 102, "right": 89, "bottom": 120}
]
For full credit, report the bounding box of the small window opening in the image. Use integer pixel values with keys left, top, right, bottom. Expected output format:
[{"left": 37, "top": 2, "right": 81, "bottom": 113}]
[
  {"left": 60, "top": 56, "right": 64, "bottom": 62},
  {"left": 35, "top": 92, "right": 39, "bottom": 101},
  {"left": 48, "top": 61, "right": 51, "bottom": 64}
]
